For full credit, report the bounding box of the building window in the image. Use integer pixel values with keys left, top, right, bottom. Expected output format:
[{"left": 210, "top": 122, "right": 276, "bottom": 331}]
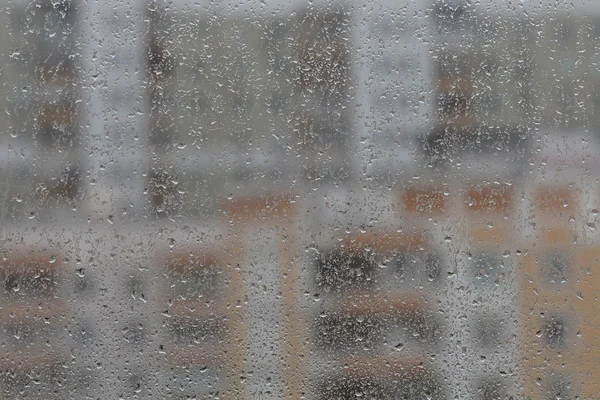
[
  {"left": 477, "top": 377, "right": 508, "bottom": 400},
  {"left": 472, "top": 253, "right": 506, "bottom": 285},
  {"left": 149, "top": 168, "right": 183, "bottom": 217},
  {"left": 1, "top": 267, "right": 58, "bottom": 298},
  {"left": 127, "top": 276, "right": 145, "bottom": 300},
  {"left": 74, "top": 272, "right": 93, "bottom": 295},
  {"left": 127, "top": 374, "right": 147, "bottom": 397},
  {"left": 385, "top": 251, "right": 441, "bottom": 284},
  {"left": 315, "top": 313, "right": 382, "bottom": 350},
  {"left": 438, "top": 91, "right": 469, "bottom": 121},
  {"left": 317, "top": 377, "right": 388, "bottom": 400},
  {"left": 543, "top": 315, "right": 568, "bottom": 349},
  {"left": 36, "top": 101, "right": 78, "bottom": 148},
  {"left": 543, "top": 253, "right": 570, "bottom": 285},
  {"left": 168, "top": 266, "right": 221, "bottom": 299},
  {"left": 123, "top": 321, "right": 146, "bottom": 346},
  {"left": 72, "top": 320, "right": 94, "bottom": 344},
  {"left": 424, "top": 252, "right": 443, "bottom": 283},
  {"left": 432, "top": 0, "right": 470, "bottom": 30},
  {"left": 544, "top": 375, "right": 573, "bottom": 400},
  {"left": 437, "top": 53, "right": 469, "bottom": 80},
  {"left": 316, "top": 250, "right": 376, "bottom": 291},
  {"left": 167, "top": 318, "right": 225, "bottom": 342},
  {"left": 479, "top": 92, "right": 502, "bottom": 116},
  {"left": 555, "top": 18, "right": 574, "bottom": 47},
  {"left": 557, "top": 84, "right": 575, "bottom": 117}
]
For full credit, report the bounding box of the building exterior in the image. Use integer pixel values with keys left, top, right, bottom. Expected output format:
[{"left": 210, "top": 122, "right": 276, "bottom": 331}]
[
  {"left": 302, "top": 229, "right": 447, "bottom": 399},
  {"left": 145, "top": 2, "right": 352, "bottom": 220},
  {"left": 0, "top": 0, "right": 83, "bottom": 223},
  {"left": 1, "top": 0, "right": 600, "bottom": 399},
  {"left": 351, "top": 0, "right": 434, "bottom": 182}
]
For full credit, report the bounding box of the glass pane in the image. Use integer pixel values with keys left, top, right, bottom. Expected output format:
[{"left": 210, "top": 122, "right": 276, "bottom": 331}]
[{"left": 0, "top": 0, "right": 598, "bottom": 398}]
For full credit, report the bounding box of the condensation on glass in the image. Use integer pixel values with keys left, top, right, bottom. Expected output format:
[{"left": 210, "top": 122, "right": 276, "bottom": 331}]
[{"left": 0, "top": 0, "right": 598, "bottom": 398}]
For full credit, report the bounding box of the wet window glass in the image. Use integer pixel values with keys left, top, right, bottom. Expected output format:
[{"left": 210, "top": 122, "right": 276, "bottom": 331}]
[{"left": 1, "top": 0, "right": 600, "bottom": 398}]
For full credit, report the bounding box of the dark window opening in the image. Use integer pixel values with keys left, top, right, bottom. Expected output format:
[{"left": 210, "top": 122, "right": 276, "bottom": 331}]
[
  {"left": 438, "top": 92, "right": 470, "bottom": 121},
  {"left": 544, "top": 375, "right": 573, "bottom": 400},
  {"left": 432, "top": 0, "right": 470, "bottom": 28},
  {"left": 318, "top": 374, "right": 444, "bottom": 400},
  {"left": 543, "top": 253, "right": 570, "bottom": 284},
  {"left": 472, "top": 253, "right": 506, "bottom": 285},
  {"left": 149, "top": 169, "right": 183, "bottom": 217},
  {"left": 543, "top": 316, "right": 567, "bottom": 349},
  {"left": 36, "top": 102, "right": 79, "bottom": 148},
  {"left": 316, "top": 250, "right": 376, "bottom": 291},
  {"left": 167, "top": 318, "right": 225, "bottom": 342},
  {"left": 1, "top": 268, "right": 58, "bottom": 299},
  {"left": 168, "top": 267, "right": 221, "bottom": 299},
  {"left": 315, "top": 313, "right": 382, "bottom": 350}
]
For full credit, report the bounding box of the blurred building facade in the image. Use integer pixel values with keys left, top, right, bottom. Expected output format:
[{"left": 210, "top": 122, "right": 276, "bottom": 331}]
[{"left": 1, "top": 0, "right": 600, "bottom": 399}]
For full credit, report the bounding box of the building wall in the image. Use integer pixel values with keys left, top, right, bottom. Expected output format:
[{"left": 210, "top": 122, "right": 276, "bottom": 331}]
[{"left": 1, "top": 0, "right": 600, "bottom": 399}]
